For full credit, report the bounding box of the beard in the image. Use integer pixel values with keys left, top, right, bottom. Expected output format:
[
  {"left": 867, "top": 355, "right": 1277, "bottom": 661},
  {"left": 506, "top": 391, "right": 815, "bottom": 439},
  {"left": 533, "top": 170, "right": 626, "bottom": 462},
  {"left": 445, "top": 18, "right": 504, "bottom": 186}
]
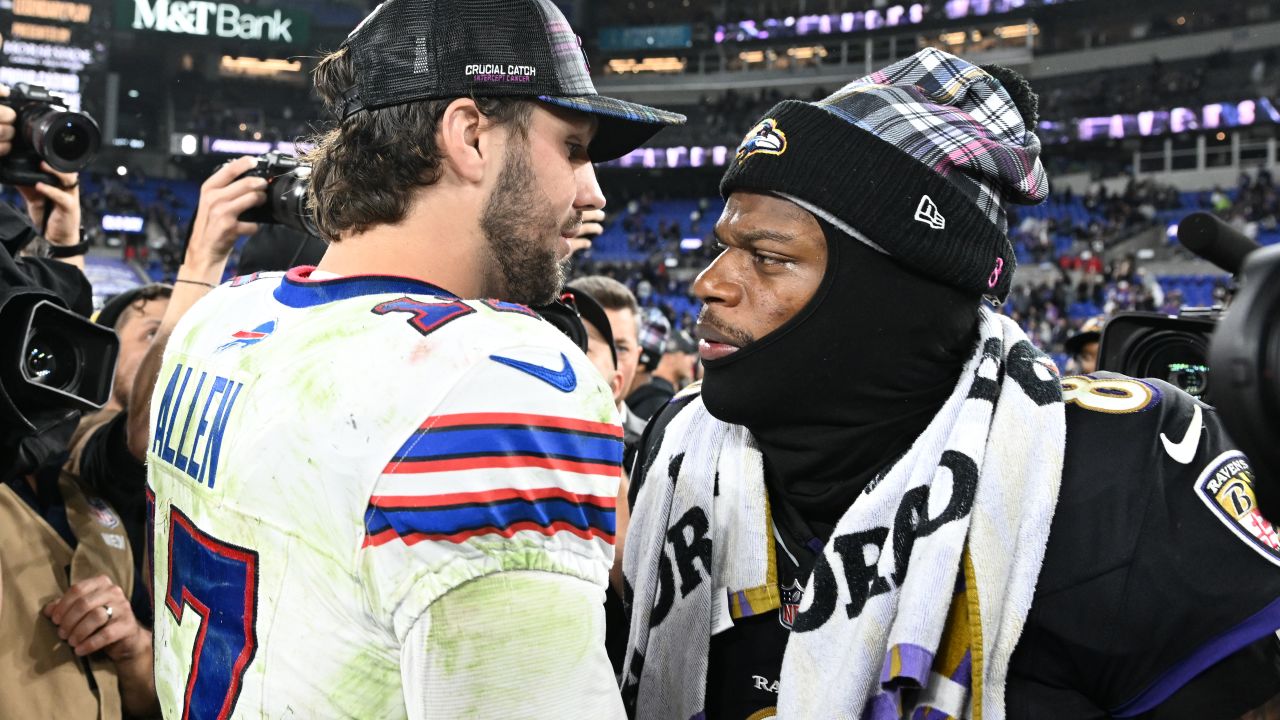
[{"left": 479, "top": 139, "right": 577, "bottom": 306}]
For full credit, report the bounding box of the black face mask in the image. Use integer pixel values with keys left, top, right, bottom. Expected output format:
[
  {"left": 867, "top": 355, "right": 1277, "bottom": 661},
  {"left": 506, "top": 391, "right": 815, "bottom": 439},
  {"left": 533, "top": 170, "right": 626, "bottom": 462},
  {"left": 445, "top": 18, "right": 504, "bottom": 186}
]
[{"left": 700, "top": 217, "right": 981, "bottom": 533}]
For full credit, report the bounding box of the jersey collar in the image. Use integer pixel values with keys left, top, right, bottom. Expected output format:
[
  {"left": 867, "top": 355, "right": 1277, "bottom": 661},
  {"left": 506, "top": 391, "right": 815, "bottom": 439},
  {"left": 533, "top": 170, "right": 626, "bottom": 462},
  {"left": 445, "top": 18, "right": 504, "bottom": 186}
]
[{"left": 273, "top": 266, "right": 460, "bottom": 308}]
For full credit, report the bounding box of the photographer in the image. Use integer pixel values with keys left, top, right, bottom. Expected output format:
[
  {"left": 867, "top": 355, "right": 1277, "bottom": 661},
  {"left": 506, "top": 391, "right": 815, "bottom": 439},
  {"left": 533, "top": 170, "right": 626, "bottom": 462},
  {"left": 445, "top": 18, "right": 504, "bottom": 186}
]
[
  {"left": 0, "top": 88, "right": 157, "bottom": 717},
  {"left": 2, "top": 87, "right": 261, "bottom": 718}
]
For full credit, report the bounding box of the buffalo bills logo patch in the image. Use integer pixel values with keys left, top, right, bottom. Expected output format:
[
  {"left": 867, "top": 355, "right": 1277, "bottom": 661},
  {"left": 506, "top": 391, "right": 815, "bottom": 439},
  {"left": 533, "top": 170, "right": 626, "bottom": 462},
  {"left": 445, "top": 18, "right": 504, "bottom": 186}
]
[
  {"left": 779, "top": 579, "right": 804, "bottom": 630},
  {"left": 736, "top": 118, "right": 787, "bottom": 164},
  {"left": 217, "top": 320, "right": 277, "bottom": 352},
  {"left": 1195, "top": 451, "right": 1280, "bottom": 566}
]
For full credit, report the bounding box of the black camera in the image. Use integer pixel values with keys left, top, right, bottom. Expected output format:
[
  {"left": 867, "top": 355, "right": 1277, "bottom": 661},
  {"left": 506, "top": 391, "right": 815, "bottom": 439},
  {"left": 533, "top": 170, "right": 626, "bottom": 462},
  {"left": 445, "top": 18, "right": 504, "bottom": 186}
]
[
  {"left": 1210, "top": 242, "right": 1280, "bottom": 515},
  {"left": 0, "top": 83, "right": 102, "bottom": 187},
  {"left": 1098, "top": 309, "right": 1218, "bottom": 401},
  {"left": 235, "top": 152, "right": 320, "bottom": 238},
  {"left": 0, "top": 226, "right": 118, "bottom": 438},
  {"left": 1098, "top": 212, "right": 1265, "bottom": 403},
  {"left": 1100, "top": 212, "right": 1279, "bottom": 514}
]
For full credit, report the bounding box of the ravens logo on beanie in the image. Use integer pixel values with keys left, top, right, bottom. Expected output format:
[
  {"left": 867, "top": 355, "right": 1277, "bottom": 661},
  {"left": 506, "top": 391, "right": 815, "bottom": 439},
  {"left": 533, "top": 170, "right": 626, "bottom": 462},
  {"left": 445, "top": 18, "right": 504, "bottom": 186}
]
[{"left": 720, "top": 48, "right": 1049, "bottom": 301}]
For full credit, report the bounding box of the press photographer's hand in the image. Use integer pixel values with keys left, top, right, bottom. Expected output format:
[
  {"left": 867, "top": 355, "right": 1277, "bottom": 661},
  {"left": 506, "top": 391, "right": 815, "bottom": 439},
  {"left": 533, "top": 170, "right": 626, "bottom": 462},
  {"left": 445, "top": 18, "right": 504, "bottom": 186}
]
[
  {"left": 0, "top": 85, "right": 14, "bottom": 158},
  {"left": 17, "top": 161, "right": 81, "bottom": 247},
  {"left": 185, "top": 156, "right": 268, "bottom": 279}
]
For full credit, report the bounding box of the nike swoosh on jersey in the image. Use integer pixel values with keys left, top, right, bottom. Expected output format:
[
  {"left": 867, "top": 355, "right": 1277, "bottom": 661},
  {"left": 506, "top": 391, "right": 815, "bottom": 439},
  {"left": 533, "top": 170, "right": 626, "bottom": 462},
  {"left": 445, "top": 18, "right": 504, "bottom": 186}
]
[
  {"left": 1160, "top": 403, "right": 1203, "bottom": 465},
  {"left": 489, "top": 352, "right": 577, "bottom": 393}
]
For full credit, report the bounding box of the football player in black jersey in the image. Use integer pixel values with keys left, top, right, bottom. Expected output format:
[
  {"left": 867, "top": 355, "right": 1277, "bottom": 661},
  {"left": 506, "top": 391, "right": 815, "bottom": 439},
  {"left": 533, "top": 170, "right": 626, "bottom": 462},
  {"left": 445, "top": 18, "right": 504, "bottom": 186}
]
[{"left": 622, "top": 50, "right": 1280, "bottom": 720}]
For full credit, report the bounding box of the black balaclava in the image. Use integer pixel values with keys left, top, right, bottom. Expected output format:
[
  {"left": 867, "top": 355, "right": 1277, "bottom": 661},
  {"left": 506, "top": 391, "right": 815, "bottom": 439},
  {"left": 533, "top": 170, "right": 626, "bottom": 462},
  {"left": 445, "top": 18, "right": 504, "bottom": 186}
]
[{"left": 700, "top": 216, "right": 981, "bottom": 534}]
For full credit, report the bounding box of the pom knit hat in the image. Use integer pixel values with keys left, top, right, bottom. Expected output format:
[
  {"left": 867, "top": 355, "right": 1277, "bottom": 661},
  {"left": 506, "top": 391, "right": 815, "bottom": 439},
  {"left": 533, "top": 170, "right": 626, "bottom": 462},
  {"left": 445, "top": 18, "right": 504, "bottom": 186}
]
[{"left": 720, "top": 48, "right": 1049, "bottom": 300}]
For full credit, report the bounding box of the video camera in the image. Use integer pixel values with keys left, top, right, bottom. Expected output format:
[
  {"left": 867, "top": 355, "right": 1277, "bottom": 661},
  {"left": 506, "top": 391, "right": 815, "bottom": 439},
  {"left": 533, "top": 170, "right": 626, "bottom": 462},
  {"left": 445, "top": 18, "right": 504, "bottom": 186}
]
[
  {"left": 0, "top": 83, "right": 102, "bottom": 188},
  {"left": 1100, "top": 211, "right": 1279, "bottom": 509},
  {"left": 1098, "top": 309, "right": 1217, "bottom": 400},
  {"left": 0, "top": 215, "right": 119, "bottom": 477},
  {"left": 233, "top": 152, "right": 320, "bottom": 238}
]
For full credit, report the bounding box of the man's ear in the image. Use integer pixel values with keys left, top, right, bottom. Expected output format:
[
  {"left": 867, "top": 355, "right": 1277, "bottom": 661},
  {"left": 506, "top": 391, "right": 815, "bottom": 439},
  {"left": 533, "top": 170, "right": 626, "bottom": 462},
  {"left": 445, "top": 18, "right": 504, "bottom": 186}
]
[
  {"left": 437, "top": 98, "right": 491, "bottom": 185},
  {"left": 609, "top": 368, "right": 625, "bottom": 405}
]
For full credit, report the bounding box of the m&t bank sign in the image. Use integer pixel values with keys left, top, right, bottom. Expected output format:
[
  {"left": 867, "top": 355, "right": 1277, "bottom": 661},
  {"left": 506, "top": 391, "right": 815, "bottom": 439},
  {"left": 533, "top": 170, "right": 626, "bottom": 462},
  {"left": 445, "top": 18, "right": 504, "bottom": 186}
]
[{"left": 118, "top": 0, "right": 310, "bottom": 44}]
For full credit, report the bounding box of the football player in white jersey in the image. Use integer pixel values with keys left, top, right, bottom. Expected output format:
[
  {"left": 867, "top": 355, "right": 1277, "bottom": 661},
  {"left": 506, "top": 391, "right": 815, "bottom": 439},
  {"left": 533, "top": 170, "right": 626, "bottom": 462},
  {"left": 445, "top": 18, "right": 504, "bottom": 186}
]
[{"left": 145, "top": 0, "right": 684, "bottom": 717}]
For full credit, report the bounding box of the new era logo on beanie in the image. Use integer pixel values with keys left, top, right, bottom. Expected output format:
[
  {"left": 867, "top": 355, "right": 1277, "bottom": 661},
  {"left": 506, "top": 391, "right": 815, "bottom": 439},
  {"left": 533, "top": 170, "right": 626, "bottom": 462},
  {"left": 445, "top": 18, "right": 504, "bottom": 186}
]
[
  {"left": 915, "top": 195, "right": 946, "bottom": 230},
  {"left": 719, "top": 48, "right": 1049, "bottom": 300}
]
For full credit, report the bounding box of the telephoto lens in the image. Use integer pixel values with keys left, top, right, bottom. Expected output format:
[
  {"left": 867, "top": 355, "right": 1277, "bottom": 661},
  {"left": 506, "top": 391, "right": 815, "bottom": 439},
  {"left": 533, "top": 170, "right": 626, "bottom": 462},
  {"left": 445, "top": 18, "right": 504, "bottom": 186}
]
[
  {"left": 266, "top": 166, "right": 321, "bottom": 238},
  {"left": 26, "top": 110, "right": 101, "bottom": 172},
  {"left": 0, "top": 83, "right": 102, "bottom": 186},
  {"left": 236, "top": 153, "right": 321, "bottom": 238}
]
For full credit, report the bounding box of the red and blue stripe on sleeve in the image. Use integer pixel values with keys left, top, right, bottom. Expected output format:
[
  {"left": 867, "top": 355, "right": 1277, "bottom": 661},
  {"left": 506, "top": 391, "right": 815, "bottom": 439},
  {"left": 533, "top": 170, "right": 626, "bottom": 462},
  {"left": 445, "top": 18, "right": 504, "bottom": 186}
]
[{"left": 364, "top": 413, "right": 622, "bottom": 546}]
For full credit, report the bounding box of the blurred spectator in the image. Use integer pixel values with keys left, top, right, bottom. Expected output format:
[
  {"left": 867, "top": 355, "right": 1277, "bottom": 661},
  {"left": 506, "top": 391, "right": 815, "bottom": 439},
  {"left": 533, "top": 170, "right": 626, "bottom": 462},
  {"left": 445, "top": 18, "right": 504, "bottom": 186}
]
[
  {"left": 1064, "top": 317, "right": 1104, "bottom": 375},
  {"left": 567, "top": 275, "right": 648, "bottom": 469},
  {"left": 567, "top": 288, "right": 625, "bottom": 406},
  {"left": 629, "top": 307, "right": 672, "bottom": 399},
  {"left": 629, "top": 330, "right": 699, "bottom": 422}
]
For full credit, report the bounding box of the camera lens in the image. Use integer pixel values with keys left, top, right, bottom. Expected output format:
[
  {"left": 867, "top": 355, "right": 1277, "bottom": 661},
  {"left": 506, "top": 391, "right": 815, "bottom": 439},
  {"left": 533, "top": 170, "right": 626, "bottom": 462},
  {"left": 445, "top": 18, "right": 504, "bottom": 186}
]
[
  {"left": 1128, "top": 330, "right": 1211, "bottom": 399},
  {"left": 23, "top": 332, "right": 80, "bottom": 390},
  {"left": 26, "top": 109, "right": 102, "bottom": 172},
  {"left": 52, "top": 121, "right": 92, "bottom": 162},
  {"left": 274, "top": 167, "right": 321, "bottom": 237}
]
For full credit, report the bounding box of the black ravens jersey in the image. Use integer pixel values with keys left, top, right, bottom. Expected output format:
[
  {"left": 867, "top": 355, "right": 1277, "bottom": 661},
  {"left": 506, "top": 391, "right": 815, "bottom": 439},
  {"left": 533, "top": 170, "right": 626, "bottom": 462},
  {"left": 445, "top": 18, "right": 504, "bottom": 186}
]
[{"left": 628, "top": 374, "right": 1280, "bottom": 719}]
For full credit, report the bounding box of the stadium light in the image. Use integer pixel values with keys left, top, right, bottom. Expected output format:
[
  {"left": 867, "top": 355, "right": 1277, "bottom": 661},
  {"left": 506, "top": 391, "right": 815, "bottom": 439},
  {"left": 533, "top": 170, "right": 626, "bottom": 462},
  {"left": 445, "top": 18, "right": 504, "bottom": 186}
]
[{"left": 180, "top": 134, "right": 198, "bottom": 155}]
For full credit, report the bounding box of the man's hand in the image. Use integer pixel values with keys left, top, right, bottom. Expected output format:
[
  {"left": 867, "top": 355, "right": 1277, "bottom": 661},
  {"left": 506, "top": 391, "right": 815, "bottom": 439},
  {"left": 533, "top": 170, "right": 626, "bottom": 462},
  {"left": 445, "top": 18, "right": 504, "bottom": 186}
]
[
  {"left": 42, "top": 574, "right": 146, "bottom": 660},
  {"left": 568, "top": 208, "right": 606, "bottom": 256},
  {"left": 0, "top": 84, "right": 14, "bottom": 157},
  {"left": 43, "top": 574, "right": 160, "bottom": 716},
  {"left": 17, "top": 162, "right": 82, "bottom": 246},
  {"left": 184, "top": 155, "right": 267, "bottom": 280}
]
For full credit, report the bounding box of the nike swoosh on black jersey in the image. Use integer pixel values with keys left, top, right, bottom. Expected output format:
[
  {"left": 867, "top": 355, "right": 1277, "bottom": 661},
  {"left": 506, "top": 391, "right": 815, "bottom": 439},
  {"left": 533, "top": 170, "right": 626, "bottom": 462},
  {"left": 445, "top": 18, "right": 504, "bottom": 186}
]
[{"left": 1160, "top": 403, "right": 1203, "bottom": 465}]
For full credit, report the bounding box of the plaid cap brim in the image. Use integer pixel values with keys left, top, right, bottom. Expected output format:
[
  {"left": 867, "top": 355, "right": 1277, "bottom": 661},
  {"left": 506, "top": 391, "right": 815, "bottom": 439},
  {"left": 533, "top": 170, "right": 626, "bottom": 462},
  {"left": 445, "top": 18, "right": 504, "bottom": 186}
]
[{"left": 539, "top": 94, "right": 686, "bottom": 162}]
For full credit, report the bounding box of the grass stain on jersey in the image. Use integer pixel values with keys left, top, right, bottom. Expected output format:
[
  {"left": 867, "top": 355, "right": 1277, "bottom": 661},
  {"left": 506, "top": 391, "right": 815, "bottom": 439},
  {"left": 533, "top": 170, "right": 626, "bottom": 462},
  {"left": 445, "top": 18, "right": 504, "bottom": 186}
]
[
  {"left": 324, "top": 644, "right": 402, "bottom": 718},
  {"left": 426, "top": 570, "right": 597, "bottom": 714}
]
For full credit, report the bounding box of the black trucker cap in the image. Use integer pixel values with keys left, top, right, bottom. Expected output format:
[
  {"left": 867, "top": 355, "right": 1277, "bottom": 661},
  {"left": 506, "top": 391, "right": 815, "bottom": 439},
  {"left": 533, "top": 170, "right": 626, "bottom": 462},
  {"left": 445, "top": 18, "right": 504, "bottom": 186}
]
[{"left": 340, "top": 0, "right": 686, "bottom": 161}]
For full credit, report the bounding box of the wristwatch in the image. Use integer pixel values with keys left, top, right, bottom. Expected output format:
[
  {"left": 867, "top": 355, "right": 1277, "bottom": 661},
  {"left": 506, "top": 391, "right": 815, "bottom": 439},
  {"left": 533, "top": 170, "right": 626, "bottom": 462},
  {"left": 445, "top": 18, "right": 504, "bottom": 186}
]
[{"left": 48, "top": 240, "right": 91, "bottom": 258}]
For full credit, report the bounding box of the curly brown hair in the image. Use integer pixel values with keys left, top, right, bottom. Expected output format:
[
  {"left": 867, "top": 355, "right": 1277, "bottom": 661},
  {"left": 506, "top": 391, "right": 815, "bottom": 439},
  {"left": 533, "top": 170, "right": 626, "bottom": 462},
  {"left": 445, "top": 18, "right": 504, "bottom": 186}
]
[{"left": 304, "top": 47, "right": 533, "bottom": 241}]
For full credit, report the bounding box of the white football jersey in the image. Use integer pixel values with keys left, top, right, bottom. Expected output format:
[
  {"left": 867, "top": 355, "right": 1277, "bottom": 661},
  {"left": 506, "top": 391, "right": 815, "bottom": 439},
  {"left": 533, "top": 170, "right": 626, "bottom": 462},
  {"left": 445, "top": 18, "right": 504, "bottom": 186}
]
[{"left": 147, "top": 268, "right": 621, "bottom": 718}]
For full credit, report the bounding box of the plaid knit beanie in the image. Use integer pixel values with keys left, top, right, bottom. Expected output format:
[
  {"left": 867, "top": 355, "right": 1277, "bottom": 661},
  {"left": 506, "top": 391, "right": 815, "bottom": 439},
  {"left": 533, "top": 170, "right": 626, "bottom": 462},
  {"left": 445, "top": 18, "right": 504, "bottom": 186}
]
[{"left": 720, "top": 48, "right": 1048, "bottom": 300}]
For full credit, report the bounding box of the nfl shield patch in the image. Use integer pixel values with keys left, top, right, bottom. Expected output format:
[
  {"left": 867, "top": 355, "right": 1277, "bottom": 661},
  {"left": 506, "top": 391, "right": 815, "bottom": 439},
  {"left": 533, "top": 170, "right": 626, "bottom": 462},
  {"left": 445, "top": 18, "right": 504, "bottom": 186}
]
[
  {"left": 87, "top": 497, "right": 120, "bottom": 529},
  {"left": 779, "top": 579, "right": 804, "bottom": 630},
  {"left": 1195, "top": 451, "right": 1280, "bottom": 566}
]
